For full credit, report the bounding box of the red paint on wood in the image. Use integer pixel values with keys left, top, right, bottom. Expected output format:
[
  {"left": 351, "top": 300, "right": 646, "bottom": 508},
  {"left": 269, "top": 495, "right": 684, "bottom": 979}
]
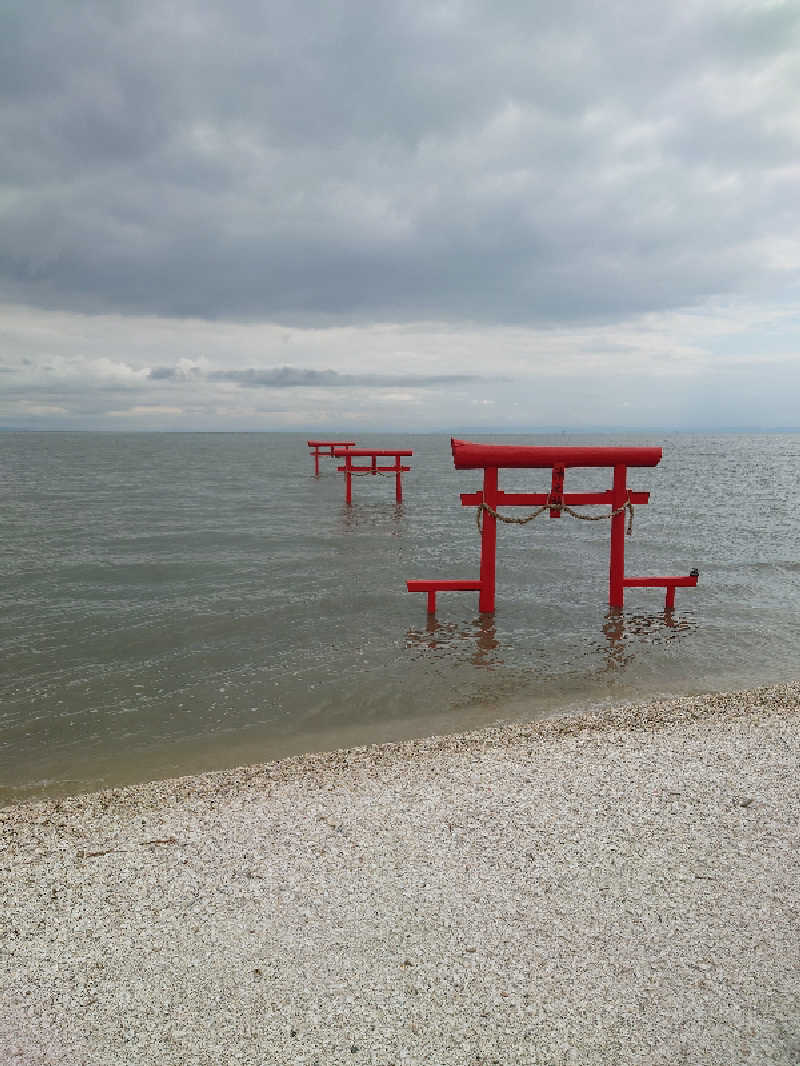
[
  {"left": 550, "top": 464, "right": 565, "bottom": 518},
  {"left": 337, "top": 465, "right": 412, "bottom": 473},
  {"left": 609, "top": 464, "right": 627, "bottom": 609},
  {"left": 407, "top": 580, "right": 484, "bottom": 615},
  {"left": 622, "top": 576, "right": 700, "bottom": 587},
  {"left": 331, "top": 448, "right": 413, "bottom": 505},
  {"left": 460, "top": 490, "right": 651, "bottom": 507},
  {"left": 308, "top": 441, "right": 355, "bottom": 476},
  {"left": 406, "top": 580, "right": 484, "bottom": 591},
  {"left": 451, "top": 438, "right": 662, "bottom": 469},
  {"left": 408, "top": 439, "right": 698, "bottom": 615},
  {"left": 333, "top": 449, "right": 413, "bottom": 457},
  {"left": 478, "top": 467, "right": 498, "bottom": 613}
]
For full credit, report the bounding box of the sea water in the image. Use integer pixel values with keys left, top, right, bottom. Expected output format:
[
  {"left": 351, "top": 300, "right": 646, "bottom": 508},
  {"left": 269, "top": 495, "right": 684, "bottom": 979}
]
[{"left": 1, "top": 431, "right": 798, "bottom": 802}]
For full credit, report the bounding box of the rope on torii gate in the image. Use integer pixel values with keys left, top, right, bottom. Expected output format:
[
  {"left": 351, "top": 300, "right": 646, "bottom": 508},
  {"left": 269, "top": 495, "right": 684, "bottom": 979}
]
[{"left": 476, "top": 492, "right": 635, "bottom": 536}]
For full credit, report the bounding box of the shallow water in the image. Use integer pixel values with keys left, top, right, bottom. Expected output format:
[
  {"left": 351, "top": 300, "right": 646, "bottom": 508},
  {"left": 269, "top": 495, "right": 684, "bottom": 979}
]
[{"left": 1, "top": 430, "right": 798, "bottom": 801}]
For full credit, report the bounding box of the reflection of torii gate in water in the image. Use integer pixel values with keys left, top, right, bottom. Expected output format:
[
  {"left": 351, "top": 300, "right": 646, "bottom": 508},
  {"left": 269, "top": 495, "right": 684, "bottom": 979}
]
[{"left": 408, "top": 438, "right": 699, "bottom": 614}]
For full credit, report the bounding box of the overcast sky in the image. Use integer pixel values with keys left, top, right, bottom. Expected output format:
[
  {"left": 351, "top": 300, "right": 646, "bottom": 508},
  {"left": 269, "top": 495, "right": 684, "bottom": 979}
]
[{"left": 2, "top": 0, "right": 799, "bottom": 431}]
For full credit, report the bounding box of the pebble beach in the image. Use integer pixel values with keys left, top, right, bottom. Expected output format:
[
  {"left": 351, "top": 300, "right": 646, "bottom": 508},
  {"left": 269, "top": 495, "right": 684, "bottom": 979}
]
[{"left": 2, "top": 682, "right": 800, "bottom": 1065}]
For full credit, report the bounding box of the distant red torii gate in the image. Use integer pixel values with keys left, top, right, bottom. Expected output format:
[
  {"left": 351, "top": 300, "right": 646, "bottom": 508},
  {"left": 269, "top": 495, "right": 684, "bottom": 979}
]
[
  {"left": 335, "top": 448, "right": 413, "bottom": 504},
  {"left": 308, "top": 440, "right": 356, "bottom": 476},
  {"left": 407, "top": 438, "right": 698, "bottom": 614}
]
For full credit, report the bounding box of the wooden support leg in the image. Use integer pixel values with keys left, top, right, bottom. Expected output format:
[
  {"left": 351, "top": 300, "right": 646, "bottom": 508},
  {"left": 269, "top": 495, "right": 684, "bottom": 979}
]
[
  {"left": 478, "top": 467, "right": 498, "bottom": 613},
  {"left": 550, "top": 464, "right": 564, "bottom": 518},
  {"left": 427, "top": 590, "right": 436, "bottom": 614},
  {"left": 609, "top": 464, "right": 627, "bottom": 609},
  {"left": 396, "top": 468, "right": 403, "bottom": 503},
  {"left": 345, "top": 455, "right": 353, "bottom": 505}
]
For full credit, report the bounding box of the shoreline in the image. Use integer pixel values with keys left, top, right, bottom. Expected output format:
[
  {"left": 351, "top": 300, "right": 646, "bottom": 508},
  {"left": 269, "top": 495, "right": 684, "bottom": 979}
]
[
  {"left": 4, "top": 679, "right": 795, "bottom": 815},
  {"left": 3, "top": 681, "right": 800, "bottom": 1064}
]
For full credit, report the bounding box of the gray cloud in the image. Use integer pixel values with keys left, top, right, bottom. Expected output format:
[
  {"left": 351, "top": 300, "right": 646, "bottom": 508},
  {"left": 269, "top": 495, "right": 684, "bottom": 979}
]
[
  {"left": 2, "top": 0, "right": 799, "bottom": 325},
  {"left": 148, "top": 365, "right": 203, "bottom": 381},
  {"left": 145, "top": 364, "right": 482, "bottom": 387},
  {"left": 205, "top": 367, "right": 481, "bottom": 388},
  {"left": 148, "top": 366, "right": 183, "bottom": 380}
]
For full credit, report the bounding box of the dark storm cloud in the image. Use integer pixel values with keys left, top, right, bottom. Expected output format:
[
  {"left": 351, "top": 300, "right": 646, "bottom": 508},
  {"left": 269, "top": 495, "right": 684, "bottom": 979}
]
[{"left": 2, "top": 0, "right": 799, "bottom": 324}]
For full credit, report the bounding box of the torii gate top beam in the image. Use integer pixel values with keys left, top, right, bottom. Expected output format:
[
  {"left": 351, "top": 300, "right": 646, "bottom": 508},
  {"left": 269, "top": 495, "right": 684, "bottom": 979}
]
[{"left": 451, "top": 438, "right": 662, "bottom": 470}]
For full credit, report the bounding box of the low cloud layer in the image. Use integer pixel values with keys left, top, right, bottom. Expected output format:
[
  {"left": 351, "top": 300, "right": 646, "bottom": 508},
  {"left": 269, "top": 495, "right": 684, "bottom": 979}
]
[{"left": 2, "top": 302, "right": 799, "bottom": 431}]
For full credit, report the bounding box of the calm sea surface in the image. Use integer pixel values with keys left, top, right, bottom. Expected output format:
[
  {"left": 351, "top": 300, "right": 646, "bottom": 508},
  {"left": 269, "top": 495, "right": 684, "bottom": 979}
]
[{"left": 1, "top": 431, "right": 798, "bottom": 802}]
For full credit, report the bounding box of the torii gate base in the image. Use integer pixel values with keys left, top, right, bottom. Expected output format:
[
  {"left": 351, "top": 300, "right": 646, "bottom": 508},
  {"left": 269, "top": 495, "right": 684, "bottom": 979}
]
[{"left": 408, "top": 438, "right": 699, "bottom": 614}]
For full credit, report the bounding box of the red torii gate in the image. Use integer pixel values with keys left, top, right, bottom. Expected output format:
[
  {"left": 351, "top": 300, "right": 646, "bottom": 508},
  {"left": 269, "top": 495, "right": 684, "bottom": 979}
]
[
  {"left": 407, "top": 438, "right": 698, "bottom": 614},
  {"left": 308, "top": 440, "right": 356, "bottom": 476},
  {"left": 335, "top": 448, "right": 413, "bottom": 504}
]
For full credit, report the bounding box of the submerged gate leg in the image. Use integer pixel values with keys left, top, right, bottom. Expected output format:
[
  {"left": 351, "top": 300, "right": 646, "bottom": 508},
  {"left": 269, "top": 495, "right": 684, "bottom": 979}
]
[
  {"left": 609, "top": 463, "right": 627, "bottom": 608},
  {"left": 478, "top": 467, "right": 498, "bottom": 613}
]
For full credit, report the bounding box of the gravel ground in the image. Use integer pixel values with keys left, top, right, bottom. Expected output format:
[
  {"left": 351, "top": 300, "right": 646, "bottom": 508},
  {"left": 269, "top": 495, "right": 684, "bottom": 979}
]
[{"left": 2, "top": 682, "right": 800, "bottom": 1066}]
